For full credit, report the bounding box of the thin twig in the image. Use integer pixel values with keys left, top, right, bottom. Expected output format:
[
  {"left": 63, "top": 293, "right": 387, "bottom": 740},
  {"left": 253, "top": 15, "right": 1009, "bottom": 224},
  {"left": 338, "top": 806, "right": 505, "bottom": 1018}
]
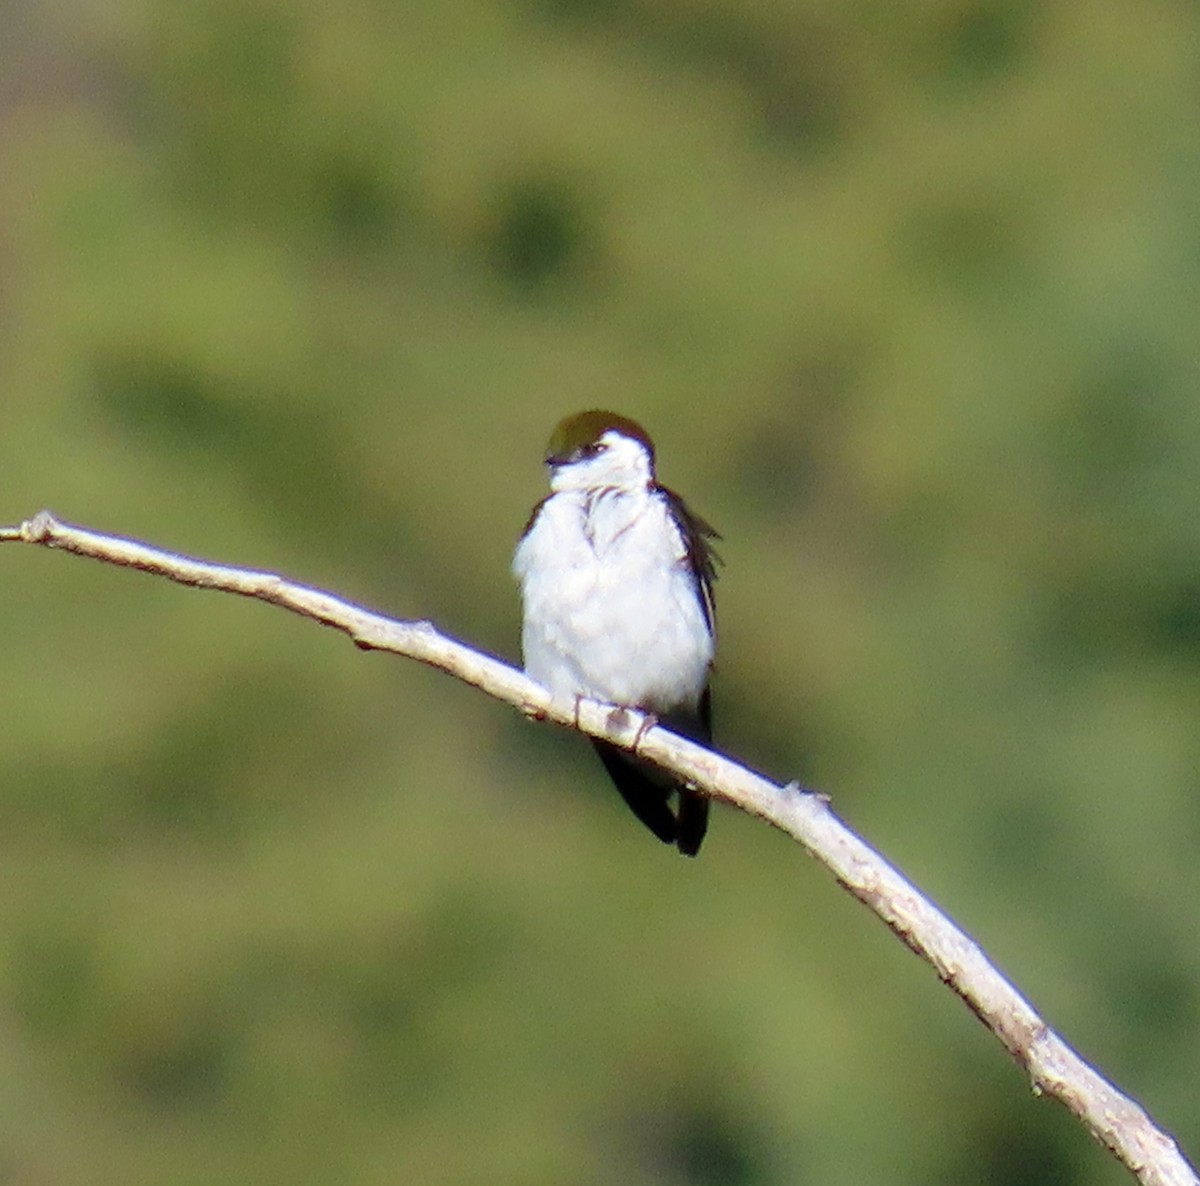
[{"left": 1, "top": 510, "right": 1195, "bottom": 1186}]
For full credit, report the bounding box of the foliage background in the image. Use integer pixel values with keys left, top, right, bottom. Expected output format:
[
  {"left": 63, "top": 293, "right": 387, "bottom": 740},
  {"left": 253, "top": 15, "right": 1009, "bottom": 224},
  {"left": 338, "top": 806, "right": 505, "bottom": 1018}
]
[{"left": 2, "top": 1, "right": 1199, "bottom": 1182}]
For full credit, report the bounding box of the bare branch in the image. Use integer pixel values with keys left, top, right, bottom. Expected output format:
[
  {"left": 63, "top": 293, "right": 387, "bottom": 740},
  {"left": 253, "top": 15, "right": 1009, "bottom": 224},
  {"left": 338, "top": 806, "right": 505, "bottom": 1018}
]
[{"left": 2, "top": 510, "right": 1195, "bottom": 1186}]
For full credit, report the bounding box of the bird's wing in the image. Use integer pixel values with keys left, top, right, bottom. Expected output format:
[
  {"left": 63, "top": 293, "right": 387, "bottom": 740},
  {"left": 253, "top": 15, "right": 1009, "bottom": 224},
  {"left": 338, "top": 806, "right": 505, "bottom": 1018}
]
[
  {"left": 518, "top": 493, "right": 552, "bottom": 541},
  {"left": 657, "top": 484, "right": 721, "bottom": 636}
]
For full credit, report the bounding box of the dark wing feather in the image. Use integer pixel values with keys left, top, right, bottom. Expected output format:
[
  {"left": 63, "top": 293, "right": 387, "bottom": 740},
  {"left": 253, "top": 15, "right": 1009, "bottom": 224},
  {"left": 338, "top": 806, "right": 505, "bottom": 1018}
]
[
  {"left": 675, "top": 790, "right": 709, "bottom": 857},
  {"left": 519, "top": 494, "right": 551, "bottom": 540},
  {"left": 656, "top": 484, "right": 721, "bottom": 636},
  {"left": 657, "top": 493, "right": 719, "bottom": 855},
  {"left": 667, "top": 689, "right": 711, "bottom": 856}
]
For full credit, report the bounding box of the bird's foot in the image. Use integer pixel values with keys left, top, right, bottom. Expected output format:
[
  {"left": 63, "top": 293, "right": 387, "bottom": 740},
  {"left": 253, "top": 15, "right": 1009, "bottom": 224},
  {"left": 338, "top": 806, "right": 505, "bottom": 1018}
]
[
  {"left": 599, "top": 705, "right": 655, "bottom": 752},
  {"left": 630, "top": 711, "right": 659, "bottom": 755}
]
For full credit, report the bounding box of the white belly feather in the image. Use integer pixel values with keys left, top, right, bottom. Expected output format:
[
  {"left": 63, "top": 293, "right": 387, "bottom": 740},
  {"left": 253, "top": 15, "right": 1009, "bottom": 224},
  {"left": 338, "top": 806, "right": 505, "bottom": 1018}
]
[{"left": 513, "top": 488, "right": 713, "bottom": 712}]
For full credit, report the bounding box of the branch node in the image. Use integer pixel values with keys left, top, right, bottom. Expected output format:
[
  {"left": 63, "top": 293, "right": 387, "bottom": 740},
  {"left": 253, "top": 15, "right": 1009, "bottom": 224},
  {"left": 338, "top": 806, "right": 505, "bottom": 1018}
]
[
  {"left": 24, "top": 509, "right": 58, "bottom": 543},
  {"left": 781, "top": 780, "right": 829, "bottom": 808}
]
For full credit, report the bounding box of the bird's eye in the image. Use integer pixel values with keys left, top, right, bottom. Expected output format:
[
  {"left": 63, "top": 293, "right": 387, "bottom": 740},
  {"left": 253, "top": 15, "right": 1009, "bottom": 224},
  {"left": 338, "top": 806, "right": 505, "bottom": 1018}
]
[{"left": 580, "top": 442, "right": 608, "bottom": 459}]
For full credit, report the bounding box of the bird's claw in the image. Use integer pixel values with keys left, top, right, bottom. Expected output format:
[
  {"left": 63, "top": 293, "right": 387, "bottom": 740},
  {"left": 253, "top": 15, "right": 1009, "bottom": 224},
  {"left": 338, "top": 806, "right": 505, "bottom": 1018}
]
[{"left": 631, "top": 711, "right": 659, "bottom": 755}]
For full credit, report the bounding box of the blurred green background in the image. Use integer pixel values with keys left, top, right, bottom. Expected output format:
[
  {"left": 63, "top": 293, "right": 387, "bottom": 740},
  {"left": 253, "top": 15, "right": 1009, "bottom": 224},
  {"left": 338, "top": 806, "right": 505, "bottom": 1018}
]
[{"left": 2, "top": 1, "right": 1198, "bottom": 1182}]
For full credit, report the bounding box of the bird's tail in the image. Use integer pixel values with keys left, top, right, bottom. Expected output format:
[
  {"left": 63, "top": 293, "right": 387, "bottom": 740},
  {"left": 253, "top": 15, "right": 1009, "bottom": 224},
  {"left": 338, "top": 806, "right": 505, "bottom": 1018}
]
[
  {"left": 591, "top": 741, "right": 709, "bottom": 857},
  {"left": 592, "top": 740, "right": 678, "bottom": 847}
]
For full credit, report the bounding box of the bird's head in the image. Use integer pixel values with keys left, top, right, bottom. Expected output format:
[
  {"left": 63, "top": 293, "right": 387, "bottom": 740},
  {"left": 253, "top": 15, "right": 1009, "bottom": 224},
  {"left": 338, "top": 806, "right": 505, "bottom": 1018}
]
[{"left": 544, "top": 410, "right": 656, "bottom": 493}]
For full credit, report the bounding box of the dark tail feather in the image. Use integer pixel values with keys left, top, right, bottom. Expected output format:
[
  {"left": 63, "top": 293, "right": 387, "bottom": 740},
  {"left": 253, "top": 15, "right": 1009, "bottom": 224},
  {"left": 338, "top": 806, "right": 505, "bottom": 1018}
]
[
  {"left": 591, "top": 740, "right": 709, "bottom": 857},
  {"left": 675, "top": 790, "right": 708, "bottom": 857},
  {"left": 591, "top": 741, "right": 677, "bottom": 846}
]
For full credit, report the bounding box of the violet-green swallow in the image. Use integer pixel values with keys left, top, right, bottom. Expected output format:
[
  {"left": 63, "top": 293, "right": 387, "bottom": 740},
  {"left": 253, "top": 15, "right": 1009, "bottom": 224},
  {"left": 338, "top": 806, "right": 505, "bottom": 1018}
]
[{"left": 513, "top": 410, "right": 720, "bottom": 856}]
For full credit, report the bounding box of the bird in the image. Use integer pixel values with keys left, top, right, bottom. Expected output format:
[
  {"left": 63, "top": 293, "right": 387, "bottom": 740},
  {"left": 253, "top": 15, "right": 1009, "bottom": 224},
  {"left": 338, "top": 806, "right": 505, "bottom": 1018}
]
[{"left": 513, "top": 409, "right": 720, "bottom": 856}]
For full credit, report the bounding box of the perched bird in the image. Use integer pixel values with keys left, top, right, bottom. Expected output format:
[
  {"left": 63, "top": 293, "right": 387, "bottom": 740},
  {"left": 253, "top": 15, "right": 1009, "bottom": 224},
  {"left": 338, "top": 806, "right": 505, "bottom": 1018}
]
[{"left": 513, "top": 410, "right": 720, "bottom": 856}]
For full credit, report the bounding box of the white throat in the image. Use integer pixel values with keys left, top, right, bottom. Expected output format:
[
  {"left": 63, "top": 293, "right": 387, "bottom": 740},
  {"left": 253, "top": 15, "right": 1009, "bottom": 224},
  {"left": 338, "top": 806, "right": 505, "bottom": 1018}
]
[{"left": 549, "top": 431, "right": 654, "bottom": 494}]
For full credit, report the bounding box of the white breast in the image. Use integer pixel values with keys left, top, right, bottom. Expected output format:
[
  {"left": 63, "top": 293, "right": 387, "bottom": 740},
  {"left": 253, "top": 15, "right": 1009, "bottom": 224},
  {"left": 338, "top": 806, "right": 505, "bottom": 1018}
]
[{"left": 513, "top": 488, "right": 713, "bottom": 712}]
